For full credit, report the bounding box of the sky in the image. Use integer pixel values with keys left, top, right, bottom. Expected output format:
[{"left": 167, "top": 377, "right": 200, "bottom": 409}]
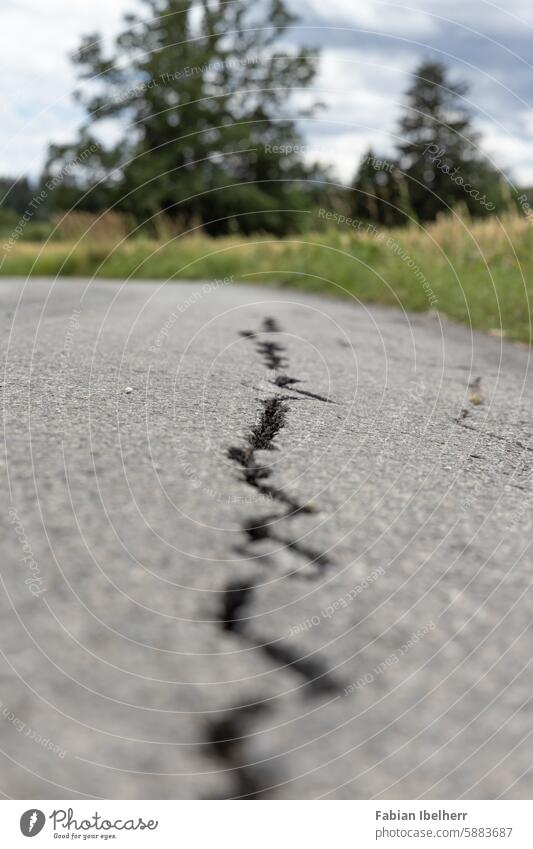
[{"left": 1, "top": 0, "right": 533, "bottom": 185}]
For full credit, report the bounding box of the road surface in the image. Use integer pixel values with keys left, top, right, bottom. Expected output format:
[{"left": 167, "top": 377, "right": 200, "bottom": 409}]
[{"left": 1, "top": 276, "right": 533, "bottom": 799}]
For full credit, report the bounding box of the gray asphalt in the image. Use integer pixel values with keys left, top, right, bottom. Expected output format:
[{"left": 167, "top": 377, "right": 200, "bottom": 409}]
[{"left": 1, "top": 276, "right": 533, "bottom": 799}]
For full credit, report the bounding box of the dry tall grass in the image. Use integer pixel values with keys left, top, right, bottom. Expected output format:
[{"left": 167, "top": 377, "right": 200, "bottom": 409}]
[{"left": 2, "top": 209, "right": 532, "bottom": 343}]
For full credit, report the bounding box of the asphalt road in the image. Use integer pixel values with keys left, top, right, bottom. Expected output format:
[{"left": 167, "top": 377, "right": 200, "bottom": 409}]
[{"left": 1, "top": 276, "right": 533, "bottom": 799}]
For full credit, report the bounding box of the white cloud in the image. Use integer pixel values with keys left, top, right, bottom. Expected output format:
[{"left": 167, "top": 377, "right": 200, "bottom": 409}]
[
  {"left": 299, "top": 47, "right": 418, "bottom": 180},
  {"left": 478, "top": 120, "right": 533, "bottom": 184},
  {"left": 0, "top": 0, "right": 135, "bottom": 176},
  {"left": 303, "top": 0, "right": 438, "bottom": 36}
]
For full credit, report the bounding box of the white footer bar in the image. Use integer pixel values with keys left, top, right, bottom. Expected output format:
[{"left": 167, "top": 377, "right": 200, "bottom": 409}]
[{"left": 2, "top": 800, "right": 529, "bottom": 847}]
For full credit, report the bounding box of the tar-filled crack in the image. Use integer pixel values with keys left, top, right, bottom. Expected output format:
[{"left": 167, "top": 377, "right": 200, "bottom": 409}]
[
  {"left": 208, "top": 701, "right": 271, "bottom": 799},
  {"left": 219, "top": 582, "right": 342, "bottom": 694},
  {"left": 206, "top": 317, "right": 341, "bottom": 798},
  {"left": 228, "top": 319, "right": 332, "bottom": 565},
  {"left": 274, "top": 374, "right": 333, "bottom": 404},
  {"left": 239, "top": 321, "right": 287, "bottom": 370},
  {"left": 227, "top": 397, "right": 308, "bottom": 512},
  {"left": 207, "top": 577, "right": 342, "bottom": 799},
  {"left": 242, "top": 515, "right": 330, "bottom": 570},
  {"left": 239, "top": 318, "right": 334, "bottom": 402}
]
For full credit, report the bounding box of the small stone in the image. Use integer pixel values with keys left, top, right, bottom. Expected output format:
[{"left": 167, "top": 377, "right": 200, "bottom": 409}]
[{"left": 124, "top": 386, "right": 134, "bottom": 394}]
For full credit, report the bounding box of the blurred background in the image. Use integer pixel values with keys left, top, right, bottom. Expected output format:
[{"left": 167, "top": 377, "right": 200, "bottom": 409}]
[{"left": 1, "top": 0, "right": 532, "bottom": 340}]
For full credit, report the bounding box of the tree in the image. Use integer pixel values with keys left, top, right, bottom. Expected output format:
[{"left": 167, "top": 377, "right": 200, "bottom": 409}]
[
  {"left": 45, "top": 0, "right": 321, "bottom": 236},
  {"left": 350, "top": 149, "right": 410, "bottom": 226},
  {"left": 396, "top": 60, "right": 504, "bottom": 221},
  {"left": 0, "top": 177, "right": 37, "bottom": 216}
]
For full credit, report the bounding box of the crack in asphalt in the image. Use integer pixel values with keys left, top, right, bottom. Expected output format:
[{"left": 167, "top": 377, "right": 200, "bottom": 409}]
[
  {"left": 208, "top": 700, "right": 270, "bottom": 800},
  {"left": 228, "top": 318, "right": 332, "bottom": 570},
  {"left": 227, "top": 398, "right": 309, "bottom": 513},
  {"left": 206, "top": 580, "right": 343, "bottom": 798},
  {"left": 219, "top": 581, "right": 342, "bottom": 694},
  {"left": 274, "top": 374, "right": 334, "bottom": 404},
  {"left": 206, "top": 316, "right": 341, "bottom": 798}
]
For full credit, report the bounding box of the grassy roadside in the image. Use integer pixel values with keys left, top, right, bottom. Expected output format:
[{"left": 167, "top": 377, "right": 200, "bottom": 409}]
[{"left": 1, "top": 211, "right": 532, "bottom": 343}]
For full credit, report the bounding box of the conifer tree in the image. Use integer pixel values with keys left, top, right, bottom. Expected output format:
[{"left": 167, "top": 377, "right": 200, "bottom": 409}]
[{"left": 396, "top": 60, "right": 503, "bottom": 220}]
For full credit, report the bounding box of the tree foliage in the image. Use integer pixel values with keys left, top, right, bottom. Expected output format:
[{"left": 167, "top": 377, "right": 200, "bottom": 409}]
[
  {"left": 0, "top": 177, "right": 37, "bottom": 216},
  {"left": 351, "top": 61, "right": 507, "bottom": 225},
  {"left": 46, "top": 0, "right": 321, "bottom": 235},
  {"left": 397, "top": 61, "right": 505, "bottom": 221},
  {"left": 350, "top": 149, "right": 411, "bottom": 226}
]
